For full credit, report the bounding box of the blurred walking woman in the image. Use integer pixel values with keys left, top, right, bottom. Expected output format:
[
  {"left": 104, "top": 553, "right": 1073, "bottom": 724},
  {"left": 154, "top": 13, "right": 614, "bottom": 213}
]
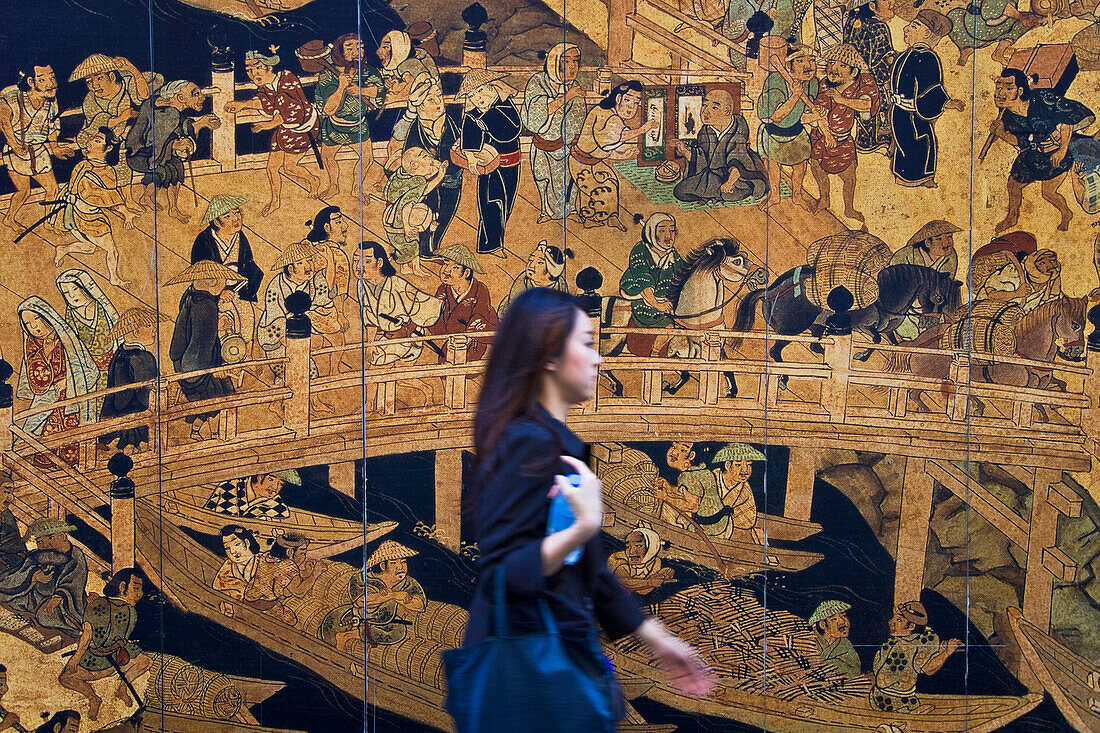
[{"left": 460, "top": 287, "right": 713, "bottom": 730}]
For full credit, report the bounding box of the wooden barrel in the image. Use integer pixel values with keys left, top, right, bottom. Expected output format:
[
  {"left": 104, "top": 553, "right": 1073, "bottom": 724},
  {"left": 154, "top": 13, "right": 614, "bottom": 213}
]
[
  {"left": 372, "top": 637, "right": 447, "bottom": 689},
  {"left": 804, "top": 231, "right": 892, "bottom": 310},
  {"left": 411, "top": 600, "right": 468, "bottom": 650},
  {"left": 944, "top": 301, "right": 1020, "bottom": 355},
  {"left": 144, "top": 654, "right": 243, "bottom": 720}
]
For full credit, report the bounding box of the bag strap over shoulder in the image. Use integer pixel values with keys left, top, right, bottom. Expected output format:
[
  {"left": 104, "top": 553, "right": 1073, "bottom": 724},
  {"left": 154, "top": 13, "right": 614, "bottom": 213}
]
[{"left": 491, "top": 564, "right": 559, "bottom": 638}]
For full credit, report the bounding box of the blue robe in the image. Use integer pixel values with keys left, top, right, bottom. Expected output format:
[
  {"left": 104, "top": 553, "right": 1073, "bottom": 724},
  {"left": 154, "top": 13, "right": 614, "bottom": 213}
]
[{"left": 890, "top": 45, "right": 950, "bottom": 186}]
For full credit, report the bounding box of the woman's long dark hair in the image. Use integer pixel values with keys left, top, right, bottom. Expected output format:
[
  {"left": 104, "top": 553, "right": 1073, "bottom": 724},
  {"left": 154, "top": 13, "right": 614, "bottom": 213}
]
[{"left": 473, "top": 287, "right": 584, "bottom": 470}]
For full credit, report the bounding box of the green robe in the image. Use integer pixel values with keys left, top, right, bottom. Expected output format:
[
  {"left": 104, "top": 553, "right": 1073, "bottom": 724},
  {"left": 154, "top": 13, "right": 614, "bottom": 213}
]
[
  {"left": 618, "top": 241, "right": 683, "bottom": 327},
  {"left": 78, "top": 595, "right": 142, "bottom": 672},
  {"left": 314, "top": 67, "right": 384, "bottom": 147},
  {"left": 816, "top": 632, "right": 860, "bottom": 678},
  {"left": 871, "top": 628, "right": 942, "bottom": 712},
  {"left": 363, "top": 574, "right": 426, "bottom": 645},
  {"left": 757, "top": 73, "right": 818, "bottom": 166},
  {"left": 383, "top": 170, "right": 429, "bottom": 265}
]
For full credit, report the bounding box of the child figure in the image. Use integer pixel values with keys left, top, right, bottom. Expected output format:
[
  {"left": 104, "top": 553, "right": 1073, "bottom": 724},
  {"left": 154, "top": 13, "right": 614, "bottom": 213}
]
[{"left": 383, "top": 147, "right": 445, "bottom": 276}]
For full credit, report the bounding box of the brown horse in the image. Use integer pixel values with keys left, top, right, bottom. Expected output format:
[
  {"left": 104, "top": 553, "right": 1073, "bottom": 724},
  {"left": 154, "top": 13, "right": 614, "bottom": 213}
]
[{"left": 893, "top": 296, "right": 1087, "bottom": 414}]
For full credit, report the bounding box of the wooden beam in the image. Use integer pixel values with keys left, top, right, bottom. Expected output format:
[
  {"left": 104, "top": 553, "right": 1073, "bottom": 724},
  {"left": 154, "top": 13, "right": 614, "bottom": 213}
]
[
  {"left": 435, "top": 449, "right": 463, "bottom": 553},
  {"left": 926, "top": 461, "right": 1029, "bottom": 549},
  {"left": 1023, "top": 469, "right": 1062, "bottom": 634},
  {"left": 894, "top": 458, "right": 934, "bottom": 609},
  {"left": 1049, "top": 478, "right": 1083, "bottom": 518},
  {"left": 625, "top": 14, "right": 726, "bottom": 71},
  {"left": 329, "top": 462, "right": 357, "bottom": 499},
  {"left": 592, "top": 443, "right": 624, "bottom": 465},
  {"left": 1042, "top": 546, "right": 1077, "bottom": 582},
  {"left": 784, "top": 449, "right": 819, "bottom": 522}
]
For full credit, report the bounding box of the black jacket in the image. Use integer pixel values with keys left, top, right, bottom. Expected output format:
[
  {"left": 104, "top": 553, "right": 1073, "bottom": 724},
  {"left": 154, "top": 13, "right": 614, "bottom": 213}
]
[
  {"left": 190, "top": 226, "right": 264, "bottom": 302},
  {"left": 464, "top": 405, "right": 645, "bottom": 644}
]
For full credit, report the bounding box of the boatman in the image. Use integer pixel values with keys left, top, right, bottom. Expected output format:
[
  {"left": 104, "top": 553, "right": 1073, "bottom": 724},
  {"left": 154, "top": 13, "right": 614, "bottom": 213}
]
[
  {"left": 870, "top": 601, "right": 960, "bottom": 712},
  {"left": 655, "top": 441, "right": 718, "bottom": 530},
  {"left": 703, "top": 443, "right": 765, "bottom": 542},
  {"left": 807, "top": 599, "right": 860, "bottom": 678}
]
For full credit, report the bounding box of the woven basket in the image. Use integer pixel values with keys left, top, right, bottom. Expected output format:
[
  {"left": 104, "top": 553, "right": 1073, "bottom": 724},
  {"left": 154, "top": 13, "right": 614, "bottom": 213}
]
[
  {"left": 945, "top": 301, "right": 1020, "bottom": 355},
  {"left": 804, "top": 230, "right": 892, "bottom": 310}
]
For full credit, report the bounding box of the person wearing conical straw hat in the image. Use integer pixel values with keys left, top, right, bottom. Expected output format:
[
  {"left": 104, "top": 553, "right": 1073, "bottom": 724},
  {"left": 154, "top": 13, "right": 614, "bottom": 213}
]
[
  {"left": 258, "top": 240, "right": 344, "bottom": 380},
  {"left": 98, "top": 307, "right": 161, "bottom": 453},
  {"left": 1, "top": 61, "right": 77, "bottom": 232},
  {"left": 191, "top": 194, "right": 264, "bottom": 303},
  {"left": 806, "top": 599, "right": 861, "bottom": 678},
  {"left": 70, "top": 53, "right": 153, "bottom": 211},
  {"left": 426, "top": 244, "right": 497, "bottom": 363},
  {"left": 167, "top": 261, "right": 243, "bottom": 441},
  {"left": 364, "top": 540, "right": 426, "bottom": 646},
  {"left": 458, "top": 67, "right": 521, "bottom": 258},
  {"left": 0, "top": 517, "right": 87, "bottom": 638},
  {"left": 889, "top": 219, "right": 960, "bottom": 340}
]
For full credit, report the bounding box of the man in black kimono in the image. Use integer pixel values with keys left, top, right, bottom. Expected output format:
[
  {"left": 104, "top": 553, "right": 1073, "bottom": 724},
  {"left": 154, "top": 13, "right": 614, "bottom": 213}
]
[
  {"left": 458, "top": 69, "right": 521, "bottom": 258},
  {"left": 844, "top": 0, "right": 897, "bottom": 151},
  {"left": 673, "top": 89, "right": 769, "bottom": 204},
  {"left": 126, "top": 79, "right": 218, "bottom": 223},
  {"left": 168, "top": 262, "right": 239, "bottom": 441},
  {"left": 889, "top": 11, "right": 964, "bottom": 187},
  {"left": 190, "top": 194, "right": 264, "bottom": 302},
  {"left": 98, "top": 309, "right": 159, "bottom": 452},
  {"left": 990, "top": 68, "right": 1096, "bottom": 233}
]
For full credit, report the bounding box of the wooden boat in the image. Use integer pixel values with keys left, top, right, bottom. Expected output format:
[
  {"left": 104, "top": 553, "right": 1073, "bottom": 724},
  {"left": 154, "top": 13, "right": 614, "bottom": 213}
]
[
  {"left": 95, "top": 709, "right": 305, "bottom": 733},
  {"left": 134, "top": 499, "right": 460, "bottom": 732},
  {"left": 1008, "top": 606, "right": 1100, "bottom": 732},
  {"left": 610, "top": 641, "right": 1043, "bottom": 733},
  {"left": 164, "top": 484, "right": 396, "bottom": 559}
]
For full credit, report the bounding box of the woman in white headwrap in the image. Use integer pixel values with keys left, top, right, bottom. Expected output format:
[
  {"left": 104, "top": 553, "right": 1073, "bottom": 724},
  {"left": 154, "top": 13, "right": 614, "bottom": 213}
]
[
  {"left": 519, "top": 43, "right": 587, "bottom": 222},
  {"left": 497, "top": 240, "right": 572, "bottom": 315},
  {"left": 608, "top": 524, "right": 674, "bottom": 594},
  {"left": 56, "top": 269, "right": 120, "bottom": 400},
  {"left": 377, "top": 30, "right": 440, "bottom": 105},
  {"left": 16, "top": 297, "right": 98, "bottom": 468}
]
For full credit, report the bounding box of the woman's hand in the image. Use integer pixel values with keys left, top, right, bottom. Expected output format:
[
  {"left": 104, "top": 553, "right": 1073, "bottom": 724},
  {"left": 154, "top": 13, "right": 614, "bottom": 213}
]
[
  {"left": 635, "top": 618, "right": 716, "bottom": 697},
  {"left": 552, "top": 455, "right": 603, "bottom": 541}
]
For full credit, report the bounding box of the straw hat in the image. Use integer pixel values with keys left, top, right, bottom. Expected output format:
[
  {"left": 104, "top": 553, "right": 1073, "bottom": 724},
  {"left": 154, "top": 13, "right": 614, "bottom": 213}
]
[
  {"left": 201, "top": 194, "right": 249, "bottom": 226},
  {"left": 457, "top": 68, "right": 512, "bottom": 98},
  {"left": 807, "top": 599, "right": 852, "bottom": 626},
  {"left": 896, "top": 600, "right": 928, "bottom": 626},
  {"left": 273, "top": 241, "right": 322, "bottom": 271},
  {"left": 69, "top": 54, "right": 119, "bottom": 82},
  {"left": 108, "top": 307, "right": 165, "bottom": 342},
  {"left": 267, "top": 469, "right": 302, "bottom": 486},
  {"left": 823, "top": 43, "right": 867, "bottom": 72},
  {"left": 165, "top": 260, "right": 245, "bottom": 286},
  {"left": 434, "top": 244, "right": 484, "bottom": 274},
  {"left": 906, "top": 220, "right": 961, "bottom": 248},
  {"left": 712, "top": 443, "right": 766, "bottom": 463},
  {"left": 366, "top": 540, "right": 418, "bottom": 568},
  {"left": 24, "top": 517, "right": 76, "bottom": 540}
]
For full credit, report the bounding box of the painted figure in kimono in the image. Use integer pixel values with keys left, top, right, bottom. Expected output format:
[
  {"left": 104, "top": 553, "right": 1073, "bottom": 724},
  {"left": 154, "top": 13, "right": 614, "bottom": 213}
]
[
  {"left": 203, "top": 471, "right": 299, "bottom": 520},
  {"left": 377, "top": 30, "right": 440, "bottom": 106},
  {"left": 126, "top": 80, "right": 217, "bottom": 223},
  {"left": 306, "top": 206, "right": 353, "bottom": 317},
  {"left": 53, "top": 128, "right": 135, "bottom": 288},
  {"left": 212, "top": 525, "right": 297, "bottom": 625},
  {"left": 807, "top": 600, "right": 861, "bottom": 678},
  {"left": 383, "top": 147, "right": 446, "bottom": 274},
  {"left": 619, "top": 213, "right": 684, "bottom": 358},
  {"left": 497, "top": 241, "right": 572, "bottom": 315},
  {"left": 654, "top": 441, "right": 720, "bottom": 529},
  {"left": 1020, "top": 248, "right": 1063, "bottom": 312},
  {"left": 889, "top": 220, "right": 961, "bottom": 339},
  {"left": 428, "top": 245, "right": 497, "bottom": 363},
  {"left": 757, "top": 45, "right": 820, "bottom": 209},
  {"left": 890, "top": 11, "right": 965, "bottom": 187},
  {"left": 98, "top": 308, "right": 159, "bottom": 452},
  {"left": 355, "top": 241, "right": 442, "bottom": 367},
  {"left": 388, "top": 74, "right": 463, "bottom": 257},
  {"left": 191, "top": 194, "right": 264, "bottom": 303},
  {"left": 459, "top": 70, "right": 522, "bottom": 257},
  {"left": 673, "top": 89, "right": 769, "bottom": 205},
  {"left": 1069, "top": 134, "right": 1100, "bottom": 214},
  {"left": 319, "top": 572, "right": 367, "bottom": 652},
  {"left": 0, "top": 518, "right": 87, "bottom": 639},
  {"left": 844, "top": 0, "right": 896, "bottom": 151},
  {"left": 59, "top": 568, "right": 151, "bottom": 721},
  {"left": 315, "top": 33, "right": 385, "bottom": 197},
  {"left": 168, "top": 262, "right": 241, "bottom": 441},
  {"left": 16, "top": 298, "right": 97, "bottom": 469},
  {"left": 762, "top": 0, "right": 805, "bottom": 40},
  {"left": 224, "top": 49, "right": 320, "bottom": 216},
  {"left": 722, "top": 0, "right": 763, "bottom": 70},
  {"left": 570, "top": 81, "right": 658, "bottom": 231},
  {"left": 56, "top": 270, "right": 118, "bottom": 402},
  {"left": 0, "top": 62, "right": 76, "bottom": 231},
  {"left": 520, "top": 43, "right": 587, "bottom": 222},
  {"left": 947, "top": 0, "right": 1030, "bottom": 66},
  {"left": 871, "top": 601, "right": 960, "bottom": 712},
  {"left": 71, "top": 54, "right": 151, "bottom": 211},
  {"left": 608, "top": 524, "right": 674, "bottom": 595},
  {"left": 364, "top": 541, "right": 426, "bottom": 646},
  {"left": 809, "top": 44, "right": 880, "bottom": 224},
  {"left": 990, "top": 68, "right": 1096, "bottom": 233},
  {"left": 703, "top": 443, "right": 764, "bottom": 541}
]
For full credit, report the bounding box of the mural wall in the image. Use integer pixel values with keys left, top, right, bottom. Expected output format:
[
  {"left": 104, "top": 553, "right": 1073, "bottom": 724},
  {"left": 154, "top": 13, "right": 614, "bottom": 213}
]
[{"left": 0, "top": 0, "right": 1097, "bottom": 730}]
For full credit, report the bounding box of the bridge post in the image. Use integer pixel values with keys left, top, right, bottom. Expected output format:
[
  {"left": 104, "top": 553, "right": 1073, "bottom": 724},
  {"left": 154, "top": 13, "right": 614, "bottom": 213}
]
[
  {"left": 0, "top": 358, "right": 12, "bottom": 451},
  {"left": 284, "top": 295, "right": 312, "bottom": 437},
  {"left": 435, "top": 448, "right": 463, "bottom": 553},
  {"left": 108, "top": 452, "right": 136, "bottom": 574},
  {"left": 699, "top": 332, "right": 722, "bottom": 405},
  {"left": 893, "top": 457, "right": 933, "bottom": 609},
  {"left": 444, "top": 335, "right": 469, "bottom": 410},
  {"left": 329, "top": 462, "right": 357, "bottom": 498},
  {"left": 784, "top": 449, "right": 819, "bottom": 522},
  {"left": 947, "top": 353, "right": 970, "bottom": 421},
  {"left": 1022, "top": 469, "right": 1062, "bottom": 634},
  {"left": 607, "top": 0, "right": 636, "bottom": 67},
  {"left": 210, "top": 62, "right": 236, "bottom": 171},
  {"left": 821, "top": 334, "right": 851, "bottom": 420}
]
